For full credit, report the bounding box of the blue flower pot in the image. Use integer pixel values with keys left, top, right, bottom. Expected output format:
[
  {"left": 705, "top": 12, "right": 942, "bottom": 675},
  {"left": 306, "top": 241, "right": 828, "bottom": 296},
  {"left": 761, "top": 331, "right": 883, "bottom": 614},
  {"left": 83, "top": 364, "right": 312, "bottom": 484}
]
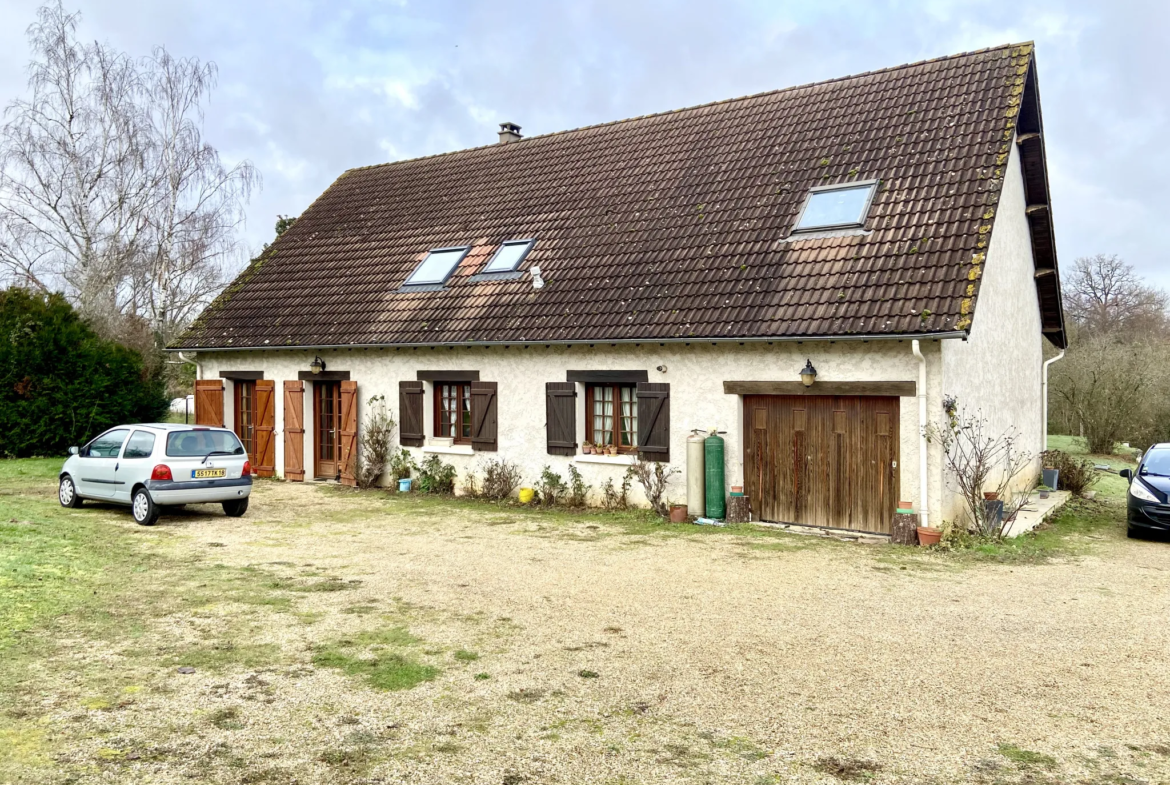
[{"left": 398, "top": 478, "right": 412, "bottom": 492}]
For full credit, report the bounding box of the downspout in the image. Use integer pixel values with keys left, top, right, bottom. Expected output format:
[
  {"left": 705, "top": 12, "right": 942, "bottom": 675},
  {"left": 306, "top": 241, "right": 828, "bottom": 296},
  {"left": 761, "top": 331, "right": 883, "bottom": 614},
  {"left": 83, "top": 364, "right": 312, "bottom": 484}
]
[
  {"left": 1042, "top": 350, "right": 1065, "bottom": 452},
  {"left": 177, "top": 351, "right": 201, "bottom": 381},
  {"left": 911, "top": 340, "right": 929, "bottom": 530}
]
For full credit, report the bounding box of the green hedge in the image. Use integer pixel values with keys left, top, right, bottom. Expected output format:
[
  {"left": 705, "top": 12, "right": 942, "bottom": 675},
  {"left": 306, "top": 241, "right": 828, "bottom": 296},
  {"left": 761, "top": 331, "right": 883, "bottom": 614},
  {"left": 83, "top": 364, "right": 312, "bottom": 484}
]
[{"left": 0, "top": 288, "right": 169, "bottom": 457}]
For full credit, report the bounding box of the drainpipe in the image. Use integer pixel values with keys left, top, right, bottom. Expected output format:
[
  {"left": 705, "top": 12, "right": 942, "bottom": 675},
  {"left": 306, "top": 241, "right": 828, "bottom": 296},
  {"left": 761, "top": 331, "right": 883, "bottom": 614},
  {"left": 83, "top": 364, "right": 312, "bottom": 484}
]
[
  {"left": 1042, "top": 350, "right": 1065, "bottom": 452},
  {"left": 177, "top": 351, "right": 201, "bottom": 380},
  {"left": 911, "top": 341, "right": 929, "bottom": 530}
]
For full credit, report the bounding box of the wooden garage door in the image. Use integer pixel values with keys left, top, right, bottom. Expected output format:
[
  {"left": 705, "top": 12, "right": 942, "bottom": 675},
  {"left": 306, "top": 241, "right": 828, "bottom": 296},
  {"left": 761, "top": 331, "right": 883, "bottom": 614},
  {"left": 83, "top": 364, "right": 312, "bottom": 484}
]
[{"left": 744, "top": 395, "right": 899, "bottom": 534}]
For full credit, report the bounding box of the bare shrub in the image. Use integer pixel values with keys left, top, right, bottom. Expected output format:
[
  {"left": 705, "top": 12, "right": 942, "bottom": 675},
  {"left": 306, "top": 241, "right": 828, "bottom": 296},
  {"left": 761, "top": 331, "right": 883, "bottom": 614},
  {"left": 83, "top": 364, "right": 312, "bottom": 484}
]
[
  {"left": 479, "top": 458, "right": 523, "bottom": 502},
  {"left": 356, "top": 396, "right": 395, "bottom": 489},
  {"left": 926, "top": 407, "right": 1034, "bottom": 538},
  {"left": 1040, "top": 449, "right": 1099, "bottom": 496},
  {"left": 631, "top": 458, "right": 679, "bottom": 519}
]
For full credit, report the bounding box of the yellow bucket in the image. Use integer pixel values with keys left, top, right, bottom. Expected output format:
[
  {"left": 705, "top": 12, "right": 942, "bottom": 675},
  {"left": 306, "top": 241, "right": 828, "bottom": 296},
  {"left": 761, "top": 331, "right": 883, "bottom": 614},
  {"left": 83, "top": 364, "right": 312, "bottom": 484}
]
[{"left": 518, "top": 487, "right": 535, "bottom": 504}]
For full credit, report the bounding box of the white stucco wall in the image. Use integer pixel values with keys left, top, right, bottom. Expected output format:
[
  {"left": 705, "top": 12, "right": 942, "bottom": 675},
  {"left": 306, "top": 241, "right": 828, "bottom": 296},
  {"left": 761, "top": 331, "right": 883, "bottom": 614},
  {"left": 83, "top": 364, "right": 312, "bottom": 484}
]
[
  {"left": 198, "top": 339, "right": 945, "bottom": 519},
  {"left": 940, "top": 137, "right": 1045, "bottom": 524}
]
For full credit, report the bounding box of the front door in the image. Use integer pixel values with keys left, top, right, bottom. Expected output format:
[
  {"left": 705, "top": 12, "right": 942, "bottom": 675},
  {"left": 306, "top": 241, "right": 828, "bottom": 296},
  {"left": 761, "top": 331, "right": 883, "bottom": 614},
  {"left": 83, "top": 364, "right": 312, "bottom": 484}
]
[
  {"left": 744, "top": 395, "right": 899, "bottom": 534},
  {"left": 234, "top": 380, "right": 257, "bottom": 465},
  {"left": 314, "top": 381, "right": 342, "bottom": 479},
  {"left": 76, "top": 428, "right": 131, "bottom": 499}
]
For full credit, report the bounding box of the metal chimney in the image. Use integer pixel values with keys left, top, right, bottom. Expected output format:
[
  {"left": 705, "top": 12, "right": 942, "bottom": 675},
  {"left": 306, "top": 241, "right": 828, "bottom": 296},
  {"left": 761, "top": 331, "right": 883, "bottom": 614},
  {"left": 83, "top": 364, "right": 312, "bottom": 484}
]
[{"left": 498, "top": 122, "right": 523, "bottom": 143}]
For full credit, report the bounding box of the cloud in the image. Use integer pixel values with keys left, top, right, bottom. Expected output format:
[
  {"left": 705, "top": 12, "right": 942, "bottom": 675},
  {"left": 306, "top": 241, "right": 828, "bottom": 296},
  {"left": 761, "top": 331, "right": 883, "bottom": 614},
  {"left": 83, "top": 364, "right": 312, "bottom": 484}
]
[{"left": 0, "top": 0, "right": 1167, "bottom": 288}]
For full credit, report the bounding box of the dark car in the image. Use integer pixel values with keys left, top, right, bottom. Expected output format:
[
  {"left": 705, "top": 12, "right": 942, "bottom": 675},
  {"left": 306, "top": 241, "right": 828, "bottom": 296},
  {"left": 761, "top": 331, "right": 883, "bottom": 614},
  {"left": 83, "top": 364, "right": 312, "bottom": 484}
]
[{"left": 1120, "top": 444, "right": 1170, "bottom": 538}]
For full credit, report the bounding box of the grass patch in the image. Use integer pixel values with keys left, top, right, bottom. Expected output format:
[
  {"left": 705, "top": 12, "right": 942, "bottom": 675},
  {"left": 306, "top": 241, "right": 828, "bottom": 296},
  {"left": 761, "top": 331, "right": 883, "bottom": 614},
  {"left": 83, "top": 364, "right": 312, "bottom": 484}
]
[
  {"left": 209, "top": 706, "right": 245, "bottom": 730},
  {"left": 311, "top": 626, "right": 435, "bottom": 691},
  {"left": 166, "top": 642, "right": 282, "bottom": 672},
  {"left": 997, "top": 743, "right": 1057, "bottom": 769},
  {"left": 453, "top": 649, "right": 479, "bottom": 662},
  {"left": 813, "top": 756, "right": 882, "bottom": 780}
]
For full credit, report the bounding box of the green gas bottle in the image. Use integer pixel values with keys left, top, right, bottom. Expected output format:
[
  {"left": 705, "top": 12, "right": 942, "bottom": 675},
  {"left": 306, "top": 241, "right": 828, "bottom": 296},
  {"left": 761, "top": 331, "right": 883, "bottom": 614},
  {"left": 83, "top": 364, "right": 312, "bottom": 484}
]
[{"left": 704, "top": 431, "right": 725, "bottom": 519}]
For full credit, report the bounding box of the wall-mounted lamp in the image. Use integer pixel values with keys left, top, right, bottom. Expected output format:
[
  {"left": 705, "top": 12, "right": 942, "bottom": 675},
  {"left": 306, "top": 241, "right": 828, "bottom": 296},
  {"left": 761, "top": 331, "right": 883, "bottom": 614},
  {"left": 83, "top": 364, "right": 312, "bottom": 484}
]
[
  {"left": 656, "top": 364, "right": 668, "bottom": 373},
  {"left": 800, "top": 359, "right": 818, "bottom": 387},
  {"left": 309, "top": 355, "right": 327, "bottom": 375}
]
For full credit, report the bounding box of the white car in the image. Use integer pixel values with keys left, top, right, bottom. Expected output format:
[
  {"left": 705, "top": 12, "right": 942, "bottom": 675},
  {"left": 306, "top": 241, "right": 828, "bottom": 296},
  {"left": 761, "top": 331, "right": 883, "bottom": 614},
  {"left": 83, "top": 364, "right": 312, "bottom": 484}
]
[{"left": 59, "top": 424, "right": 252, "bottom": 526}]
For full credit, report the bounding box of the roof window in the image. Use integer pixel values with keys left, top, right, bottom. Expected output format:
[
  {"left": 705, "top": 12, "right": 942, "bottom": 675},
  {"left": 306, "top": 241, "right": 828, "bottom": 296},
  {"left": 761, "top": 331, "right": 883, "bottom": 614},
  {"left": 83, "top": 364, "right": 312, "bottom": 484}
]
[
  {"left": 483, "top": 239, "right": 535, "bottom": 274},
  {"left": 793, "top": 181, "right": 878, "bottom": 232},
  {"left": 404, "top": 246, "right": 470, "bottom": 286}
]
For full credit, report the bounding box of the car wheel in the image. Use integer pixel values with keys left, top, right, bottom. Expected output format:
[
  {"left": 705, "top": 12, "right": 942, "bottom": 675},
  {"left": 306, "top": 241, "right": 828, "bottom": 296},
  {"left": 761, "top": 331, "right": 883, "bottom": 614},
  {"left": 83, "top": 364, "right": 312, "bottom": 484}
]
[
  {"left": 58, "top": 475, "right": 83, "bottom": 508},
  {"left": 222, "top": 498, "right": 249, "bottom": 518},
  {"left": 132, "top": 487, "right": 160, "bottom": 526}
]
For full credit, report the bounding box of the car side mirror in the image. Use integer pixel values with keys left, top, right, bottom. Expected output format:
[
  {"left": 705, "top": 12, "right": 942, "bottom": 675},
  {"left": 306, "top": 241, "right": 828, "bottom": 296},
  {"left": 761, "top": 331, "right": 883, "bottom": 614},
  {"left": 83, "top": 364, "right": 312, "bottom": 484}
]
[
  {"left": 1119, "top": 468, "right": 1132, "bottom": 482},
  {"left": 68, "top": 446, "right": 79, "bottom": 456}
]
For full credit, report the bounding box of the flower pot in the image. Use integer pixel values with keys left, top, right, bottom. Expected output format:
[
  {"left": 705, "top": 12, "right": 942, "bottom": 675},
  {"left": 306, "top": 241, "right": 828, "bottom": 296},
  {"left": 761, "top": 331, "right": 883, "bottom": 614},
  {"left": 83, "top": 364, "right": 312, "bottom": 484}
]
[
  {"left": 898, "top": 500, "right": 913, "bottom": 510},
  {"left": 730, "top": 485, "right": 743, "bottom": 494},
  {"left": 397, "top": 478, "right": 412, "bottom": 493},
  {"left": 583, "top": 444, "right": 593, "bottom": 454},
  {"left": 669, "top": 504, "right": 688, "bottom": 523},
  {"left": 518, "top": 487, "right": 535, "bottom": 504},
  {"left": 607, "top": 447, "right": 618, "bottom": 456},
  {"left": 916, "top": 526, "right": 942, "bottom": 546},
  {"left": 1039, "top": 490, "right": 1050, "bottom": 499},
  {"left": 1042, "top": 468, "right": 1059, "bottom": 490},
  {"left": 983, "top": 491, "right": 999, "bottom": 501}
]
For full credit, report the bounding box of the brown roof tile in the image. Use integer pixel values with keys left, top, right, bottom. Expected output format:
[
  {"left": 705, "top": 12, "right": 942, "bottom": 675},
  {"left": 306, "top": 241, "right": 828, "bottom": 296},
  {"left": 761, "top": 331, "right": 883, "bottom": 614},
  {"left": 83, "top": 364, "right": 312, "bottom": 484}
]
[{"left": 175, "top": 42, "right": 1064, "bottom": 350}]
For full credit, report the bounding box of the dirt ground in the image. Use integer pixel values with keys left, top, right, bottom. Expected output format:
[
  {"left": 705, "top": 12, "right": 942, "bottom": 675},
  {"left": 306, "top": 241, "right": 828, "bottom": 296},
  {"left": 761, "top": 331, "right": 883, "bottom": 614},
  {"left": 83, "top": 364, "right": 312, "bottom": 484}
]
[{"left": 5, "top": 477, "right": 1170, "bottom": 785}]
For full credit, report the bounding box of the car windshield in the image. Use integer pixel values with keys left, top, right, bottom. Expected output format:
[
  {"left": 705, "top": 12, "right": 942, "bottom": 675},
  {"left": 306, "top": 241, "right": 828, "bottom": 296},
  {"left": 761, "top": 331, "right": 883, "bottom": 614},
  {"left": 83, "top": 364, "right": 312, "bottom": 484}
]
[
  {"left": 1142, "top": 450, "right": 1170, "bottom": 476},
  {"left": 166, "top": 429, "right": 245, "bottom": 458}
]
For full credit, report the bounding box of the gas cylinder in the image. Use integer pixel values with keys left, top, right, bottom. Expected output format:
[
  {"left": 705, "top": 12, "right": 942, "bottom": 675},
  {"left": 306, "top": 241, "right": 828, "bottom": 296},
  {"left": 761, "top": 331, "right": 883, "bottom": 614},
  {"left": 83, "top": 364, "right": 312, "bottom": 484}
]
[
  {"left": 686, "top": 431, "right": 706, "bottom": 516},
  {"left": 704, "top": 431, "right": 726, "bottom": 519}
]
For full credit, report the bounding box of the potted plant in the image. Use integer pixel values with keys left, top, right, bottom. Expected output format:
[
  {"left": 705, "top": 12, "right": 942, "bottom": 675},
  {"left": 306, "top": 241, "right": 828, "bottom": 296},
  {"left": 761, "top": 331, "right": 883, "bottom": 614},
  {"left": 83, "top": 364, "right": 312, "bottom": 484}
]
[
  {"left": 582, "top": 442, "right": 594, "bottom": 455},
  {"left": 669, "top": 503, "right": 688, "bottom": 523},
  {"left": 1042, "top": 466, "right": 1059, "bottom": 490},
  {"left": 916, "top": 525, "right": 942, "bottom": 546},
  {"left": 983, "top": 491, "right": 999, "bottom": 501},
  {"left": 1037, "top": 484, "right": 1052, "bottom": 500},
  {"left": 609, "top": 445, "right": 619, "bottom": 456}
]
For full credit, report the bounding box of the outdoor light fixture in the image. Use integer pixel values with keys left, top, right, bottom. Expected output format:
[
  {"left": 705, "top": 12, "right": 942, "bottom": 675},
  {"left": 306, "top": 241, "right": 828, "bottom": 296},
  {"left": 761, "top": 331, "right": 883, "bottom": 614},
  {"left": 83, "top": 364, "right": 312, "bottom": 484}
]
[
  {"left": 309, "top": 356, "right": 326, "bottom": 375},
  {"left": 800, "top": 359, "right": 818, "bottom": 387},
  {"left": 656, "top": 364, "right": 668, "bottom": 373}
]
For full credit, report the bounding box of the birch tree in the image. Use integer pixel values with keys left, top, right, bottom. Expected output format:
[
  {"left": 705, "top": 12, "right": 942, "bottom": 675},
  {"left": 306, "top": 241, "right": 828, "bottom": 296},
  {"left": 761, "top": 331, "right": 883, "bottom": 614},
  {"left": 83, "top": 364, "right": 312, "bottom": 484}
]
[{"left": 0, "top": 1, "right": 257, "bottom": 345}]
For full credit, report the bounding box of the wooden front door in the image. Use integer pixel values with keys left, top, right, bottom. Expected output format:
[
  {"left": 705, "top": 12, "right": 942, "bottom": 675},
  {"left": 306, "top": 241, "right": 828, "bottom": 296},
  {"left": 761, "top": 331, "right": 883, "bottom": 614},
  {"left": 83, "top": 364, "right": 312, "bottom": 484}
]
[
  {"left": 314, "top": 381, "right": 343, "bottom": 479},
  {"left": 234, "top": 380, "right": 257, "bottom": 464},
  {"left": 744, "top": 395, "right": 899, "bottom": 534}
]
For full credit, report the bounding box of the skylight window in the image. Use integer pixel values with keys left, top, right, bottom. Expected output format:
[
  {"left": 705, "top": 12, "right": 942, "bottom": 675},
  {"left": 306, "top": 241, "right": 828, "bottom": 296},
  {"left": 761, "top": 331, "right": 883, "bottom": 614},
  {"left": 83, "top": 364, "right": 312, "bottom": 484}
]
[
  {"left": 793, "top": 181, "right": 878, "bottom": 232},
  {"left": 483, "top": 239, "right": 535, "bottom": 274},
  {"left": 404, "top": 246, "right": 470, "bottom": 286}
]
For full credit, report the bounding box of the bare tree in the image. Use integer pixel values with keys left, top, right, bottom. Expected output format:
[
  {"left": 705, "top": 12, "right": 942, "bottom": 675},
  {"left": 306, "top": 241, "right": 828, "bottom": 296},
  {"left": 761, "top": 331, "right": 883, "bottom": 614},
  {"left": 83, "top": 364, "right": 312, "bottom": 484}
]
[
  {"left": 1063, "top": 254, "right": 1168, "bottom": 336},
  {"left": 0, "top": 2, "right": 257, "bottom": 346}
]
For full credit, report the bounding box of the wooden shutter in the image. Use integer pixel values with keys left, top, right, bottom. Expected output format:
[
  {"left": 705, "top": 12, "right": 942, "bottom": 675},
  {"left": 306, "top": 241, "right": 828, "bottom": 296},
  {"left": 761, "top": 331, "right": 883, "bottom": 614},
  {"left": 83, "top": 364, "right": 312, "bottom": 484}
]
[
  {"left": 194, "top": 380, "right": 224, "bottom": 427},
  {"left": 339, "top": 380, "right": 358, "bottom": 487},
  {"left": 636, "top": 382, "right": 670, "bottom": 462},
  {"left": 283, "top": 380, "right": 305, "bottom": 481},
  {"left": 470, "top": 381, "right": 498, "bottom": 452},
  {"left": 254, "top": 380, "right": 276, "bottom": 477},
  {"left": 399, "top": 381, "right": 425, "bottom": 447},
  {"left": 545, "top": 382, "right": 577, "bottom": 456}
]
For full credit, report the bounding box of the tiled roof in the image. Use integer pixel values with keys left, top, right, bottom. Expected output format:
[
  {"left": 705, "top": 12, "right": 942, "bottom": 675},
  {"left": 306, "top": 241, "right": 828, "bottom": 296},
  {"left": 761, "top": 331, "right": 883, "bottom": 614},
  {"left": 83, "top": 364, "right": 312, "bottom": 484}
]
[{"left": 175, "top": 43, "right": 1065, "bottom": 350}]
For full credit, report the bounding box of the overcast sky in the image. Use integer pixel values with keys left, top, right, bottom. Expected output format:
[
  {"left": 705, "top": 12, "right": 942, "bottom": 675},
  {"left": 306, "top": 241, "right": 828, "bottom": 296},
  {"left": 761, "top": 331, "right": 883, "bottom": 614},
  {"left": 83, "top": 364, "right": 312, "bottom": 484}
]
[{"left": 1, "top": 0, "right": 1165, "bottom": 288}]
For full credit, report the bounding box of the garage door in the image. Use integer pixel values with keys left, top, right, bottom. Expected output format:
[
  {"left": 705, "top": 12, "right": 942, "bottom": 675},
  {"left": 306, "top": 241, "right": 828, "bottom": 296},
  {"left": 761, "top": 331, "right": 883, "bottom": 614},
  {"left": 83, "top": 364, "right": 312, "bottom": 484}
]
[{"left": 744, "top": 395, "right": 899, "bottom": 534}]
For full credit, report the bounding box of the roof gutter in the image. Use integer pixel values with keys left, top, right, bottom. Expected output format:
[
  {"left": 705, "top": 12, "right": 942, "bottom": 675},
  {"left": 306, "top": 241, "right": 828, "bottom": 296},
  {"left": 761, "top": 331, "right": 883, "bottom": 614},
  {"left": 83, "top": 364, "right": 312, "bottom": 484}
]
[{"left": 166, "top": 330, "right": 970, "bottom": 353}]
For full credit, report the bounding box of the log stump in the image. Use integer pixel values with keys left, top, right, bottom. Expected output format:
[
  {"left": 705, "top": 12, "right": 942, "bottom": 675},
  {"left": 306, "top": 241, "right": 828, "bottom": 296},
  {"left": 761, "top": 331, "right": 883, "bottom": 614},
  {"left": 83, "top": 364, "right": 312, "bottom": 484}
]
[
  {"left": 726, "top": 495, "right": 751, "bottom": 524},
  {"left": 891, "top": 512, "right": 919, "bottom": 545}
]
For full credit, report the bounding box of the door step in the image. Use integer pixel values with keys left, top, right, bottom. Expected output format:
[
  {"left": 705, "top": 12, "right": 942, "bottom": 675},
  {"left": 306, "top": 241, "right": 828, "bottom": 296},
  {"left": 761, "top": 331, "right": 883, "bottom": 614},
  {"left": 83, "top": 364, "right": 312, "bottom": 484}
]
[{"left": 752, "top": 520, "right": 890, "bottom": 545}]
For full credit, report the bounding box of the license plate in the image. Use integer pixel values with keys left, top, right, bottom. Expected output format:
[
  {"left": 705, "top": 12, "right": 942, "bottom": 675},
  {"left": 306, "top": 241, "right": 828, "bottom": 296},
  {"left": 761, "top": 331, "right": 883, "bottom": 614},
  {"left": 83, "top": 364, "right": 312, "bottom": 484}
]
[{"left": 192, "top": 468, "right": 226, "bottom": 479}]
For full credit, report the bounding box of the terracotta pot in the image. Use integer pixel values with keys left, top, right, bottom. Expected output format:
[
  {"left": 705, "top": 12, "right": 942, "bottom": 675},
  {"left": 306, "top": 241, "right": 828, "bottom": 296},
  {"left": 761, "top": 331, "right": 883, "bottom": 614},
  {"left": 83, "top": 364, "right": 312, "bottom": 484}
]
[
  {"left": 983, "top": 492, "right": 999, "bottom": 501},
  {"left": 730, "top": 485, "right": 743, "bottom": 494},
  {"left": 669, "top": 504, "right": 688, "bottom": 523},
  {"left": 898, "top": 500, "right": 913, "bottom": 510},
  {"left": 583, "top": 444, "right": 593, "bottom": 454},
  {"left": 916, "top": 526, "right": 942, "bottom": 546}
]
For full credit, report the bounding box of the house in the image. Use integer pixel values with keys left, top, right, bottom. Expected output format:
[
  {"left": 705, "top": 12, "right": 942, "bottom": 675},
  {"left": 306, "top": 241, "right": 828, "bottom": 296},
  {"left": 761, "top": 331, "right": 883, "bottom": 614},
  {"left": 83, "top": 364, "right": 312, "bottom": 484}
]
[{"left": 170, "top": 43, "right": 1065, "bottom": 535}]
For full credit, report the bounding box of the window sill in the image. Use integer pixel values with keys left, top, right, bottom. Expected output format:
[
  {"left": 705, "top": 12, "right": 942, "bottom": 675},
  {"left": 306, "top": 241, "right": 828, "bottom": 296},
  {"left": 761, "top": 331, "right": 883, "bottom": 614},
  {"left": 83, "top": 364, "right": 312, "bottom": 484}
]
[
  {"left": 573, "top": 453, "right": 637, "bottom": 466},
  {"left": 422, "top": 444, "right": 474, "bottom": 456}
]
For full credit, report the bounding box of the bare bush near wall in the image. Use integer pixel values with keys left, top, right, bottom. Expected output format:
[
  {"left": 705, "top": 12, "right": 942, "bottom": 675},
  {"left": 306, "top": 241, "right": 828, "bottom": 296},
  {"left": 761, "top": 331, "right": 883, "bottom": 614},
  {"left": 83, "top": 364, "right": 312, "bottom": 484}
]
[
  {"left": 631, "top": 458, "right": 679, "bottom": 519},
  {"left": 357, "top": 396, "right": 395, "bottom": 489},
  {"left": 926, "top": 408, "right": 1033, "bottom": 539},
  {"left": 478, "top": 458, "right": 523, "bottom": 502},
  {"left": 0, "top": 2, "right": 258, "bottom": 346}
]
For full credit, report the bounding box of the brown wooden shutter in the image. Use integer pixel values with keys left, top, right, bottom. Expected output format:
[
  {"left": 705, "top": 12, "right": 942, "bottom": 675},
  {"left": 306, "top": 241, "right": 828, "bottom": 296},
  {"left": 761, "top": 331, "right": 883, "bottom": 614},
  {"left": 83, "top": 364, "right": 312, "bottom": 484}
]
[
  {"left": 283, "top": 380, "right": 305, "bottom": 481},
  {"left": 470, "top": 381, "right": 498, "bottom": 452},
  {"left": 545, "top": 382, "right": 577, "bottom": 456},
  {"left": 194, "top": 380, "right": 224, "bottom": 427},
  {"left": 399, "top": 381, "right": 425, "bottom": 447},
  {"left": 339, "top": 380, "right": 358, "bottom": 487},
  {"left": 254, "top": 380, "right": 276, "bottom": 477},
  {"left": 636, "top": 382, "right": 670, "bottom": 462}
]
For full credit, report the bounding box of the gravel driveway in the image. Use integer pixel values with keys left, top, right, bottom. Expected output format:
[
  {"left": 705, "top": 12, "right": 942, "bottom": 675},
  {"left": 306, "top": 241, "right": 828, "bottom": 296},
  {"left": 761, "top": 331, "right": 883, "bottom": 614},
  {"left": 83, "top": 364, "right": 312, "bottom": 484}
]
[{"left": 22, "top": 481, "right": 1170, "bottom": 784}]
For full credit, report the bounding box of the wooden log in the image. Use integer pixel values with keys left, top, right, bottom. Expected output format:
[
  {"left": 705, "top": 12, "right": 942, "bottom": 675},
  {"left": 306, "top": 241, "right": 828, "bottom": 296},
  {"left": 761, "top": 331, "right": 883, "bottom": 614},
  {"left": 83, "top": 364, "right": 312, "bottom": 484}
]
[
  {"left": 891, "top": 512, "right": 919, "bottom": 546},
  {"left": 726, "top": 495, "right": 751, "bottom": 524}
]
